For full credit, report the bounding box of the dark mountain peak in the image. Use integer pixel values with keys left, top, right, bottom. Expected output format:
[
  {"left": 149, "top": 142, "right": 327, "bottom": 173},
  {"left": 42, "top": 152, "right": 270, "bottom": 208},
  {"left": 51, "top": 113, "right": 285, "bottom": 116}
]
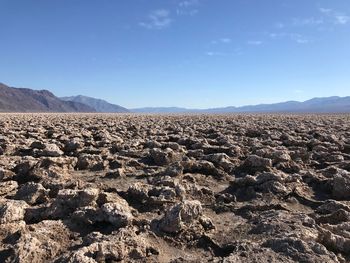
[
  {"left": 61, "top": 95, "right": 129, "bottom": 113},
  {"left": 37, "top": 89, "right": 56, "bottom": 97},
  {"left": 0, "top": 83, "right": 95, "bottom": 112}
]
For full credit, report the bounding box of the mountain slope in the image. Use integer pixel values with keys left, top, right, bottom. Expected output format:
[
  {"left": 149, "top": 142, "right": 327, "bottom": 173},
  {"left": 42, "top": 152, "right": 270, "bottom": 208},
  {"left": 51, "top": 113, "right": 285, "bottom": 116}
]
[
  {"left": 131, "top": 107, "right": 189, "bottom": 113},
  {"left": 61, "top": 95, "right": 129, "bottom": 113},
  {"left": 132, "top": 96, "right": 350, "bottom": 113},
  {"left": 0, "top": 83, "right": 95, "bottom": 112},
  {"left": 232, "top": 96, "right": 350, "bottom": 113}
]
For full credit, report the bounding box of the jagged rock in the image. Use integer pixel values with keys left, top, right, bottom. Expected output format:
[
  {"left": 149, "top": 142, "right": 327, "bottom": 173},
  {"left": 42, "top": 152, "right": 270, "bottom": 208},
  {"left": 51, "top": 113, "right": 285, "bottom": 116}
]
[
  {"left": 144, "top": 140, "right": 162, "bottom": 149},
  {"left": 108, "top": 158, "right": 123, "bottom": 169},
  {"left": 317, "top": 200, "right": 350, "bottom": 214},
  {"left": 100, "top": 202, "right": 134, "bottom": 227},
  {"left": 187, "top": 149, "right": 204, "bottom": 158},
  {"left": 255, "top": 172, "right": 289, "bottom": 194},
  {"left": 14, "top": 182, "right": 49, "bottom": 205},
  {"left": 163, "top": 162, "right": 184, "bottom": 177},
  {"left": 164, "top": 142, "right": 182, "bottom": 151},
  {"left": 0, "top": 221, "right": 26, "bottom": 247},
  {"left": 240, "top": 155, "right": 272, "bottom": 173},
  {"left": 150, "top": 148, "right": 183, "bottom": 165},
  {"left": 60, "top": 227, "right": 158, "bottom": 262},
  {"left": 105, "top": 168, "right": 125, "bottom": 178},
  {"left": 0, "top": 199, "right": 28, "bottom": 224},
  {"left": 64, "top": 137, "right": 83, "bottom": 152},
  {"left": 234, "top": 175, "right": 258, "bottom": 187},
  {"left": 97, "top": 192, "right": 124, "bottom": 204},
  {"left": 30, "top": 141, "right": 46, "bottom": 149},
  {"left": 203, "top": 153, "right": 235, "bottom": 172},
  {"left": 271, "top": 150, "right": 292, "bottom": 163},
  {"left": 223, "top": 241, "right": 295, "bottom": 263},
  {"left": 183, "top": 160, "right": 227, "bottom": 178},
  {"left": 76, "top": 154, "right": 105, "bottom": 170},
  {"left": 30, "top": 165, "right": 71, "bottom": 183},
  {"left": 8, "top": 220, "right": 71, "bottom": 263},
  {"left": 316, "top": 209, "right": 350, "bottom": 225},
  {"left": 249, "top": 210, "right": 318, "bottom": 241},
  {"left": 321, "top": 222, "right": 350, "bottom": 239},
  {"left": 0, "top": 168, "right": 15, "bottom": 181},
  {"left": 199, "top": 215, "right": 215, "bottom": 230},
  {"left": 318, "top": 227, "right": 350, "bottom": 255},
  {"left": 40, "top": 143, "right": 64, "bottom": 157},
  {"left": 216, "top": 192, "right": 237, "bottom": 203},
  {"left": 263, "top": 237, "right": 339, "bottom": 262},
  {"left": 37, "top": 157, "right": 78, "bottom": 170},
  {"left": 71, "top": 206, "right": 99, "bottom": 224},
  {"left": 326, "top": 154, "right": 345, "bottom": 163},
  {"left": 256, "top": 172, "right": 285, "bottom": 184},
  {"left": 159, "top": 200, "right": 203, "bottom": 233},
  {"left": 332, "top": 170, "right": 350, "bottom": 200},
  {"left": 127, "top": 181, "right": 180, "bottom": 206},
  {"left": 127, "top": 182, "right": 151, "bottom": 202},
  {"left": 45, "top": 188, "right": 100, "bottom": 218},
  {"left": 149, "top": 186, "right": 178, "bottom": 203},
  {"left": 13, "top": 159, "right": 38, "bottom": 178},
  {"left": 72, "top": 193, "right": 134, "bottom": 227},
  {"left": 0, "top": 180, "right": 18, "bottom": 196}
]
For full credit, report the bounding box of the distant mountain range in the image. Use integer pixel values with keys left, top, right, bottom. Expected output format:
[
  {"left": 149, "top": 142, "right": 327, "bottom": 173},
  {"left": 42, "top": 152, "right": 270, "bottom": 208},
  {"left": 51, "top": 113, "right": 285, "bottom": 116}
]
[
  {"left": 132, "top": 96, "right": 350, "bottom": 113},
  {"left": 1, "top": 82, "right": 350, "bottom": 113},
  {"left": 61, "top": 95, "right": 129, "bottom": 113},
  {"left": 131, "top": 107, "right": 189, "bottom": 113},
  {"left": 0, "top": 83, "right": 95, "bottom": 112}
]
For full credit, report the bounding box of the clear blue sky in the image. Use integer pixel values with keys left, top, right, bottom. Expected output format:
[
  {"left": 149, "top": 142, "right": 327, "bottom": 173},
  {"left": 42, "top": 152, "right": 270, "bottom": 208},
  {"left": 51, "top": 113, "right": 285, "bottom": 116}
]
[{"left": 1, "top": 0, "right": 350, "bottom": 108}]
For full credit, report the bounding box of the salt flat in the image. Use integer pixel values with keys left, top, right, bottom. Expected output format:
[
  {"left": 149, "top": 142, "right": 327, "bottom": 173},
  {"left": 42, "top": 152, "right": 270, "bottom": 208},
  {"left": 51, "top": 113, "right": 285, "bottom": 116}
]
[{"left": 0, "top": 114, "right": 350, "bottom": 262}]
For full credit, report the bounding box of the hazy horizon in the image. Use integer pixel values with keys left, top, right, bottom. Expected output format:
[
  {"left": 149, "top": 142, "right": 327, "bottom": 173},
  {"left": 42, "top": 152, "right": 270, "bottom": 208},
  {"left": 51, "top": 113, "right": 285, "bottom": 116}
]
[{"left": 1, "top": 0, "right": 350, "bottom": 108}]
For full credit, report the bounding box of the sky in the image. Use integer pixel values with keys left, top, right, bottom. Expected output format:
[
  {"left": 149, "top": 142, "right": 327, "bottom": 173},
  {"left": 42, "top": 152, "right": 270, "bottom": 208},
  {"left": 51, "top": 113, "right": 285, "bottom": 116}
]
[{"left": 1, "top": 0, "right": 350, "bottom": 109}]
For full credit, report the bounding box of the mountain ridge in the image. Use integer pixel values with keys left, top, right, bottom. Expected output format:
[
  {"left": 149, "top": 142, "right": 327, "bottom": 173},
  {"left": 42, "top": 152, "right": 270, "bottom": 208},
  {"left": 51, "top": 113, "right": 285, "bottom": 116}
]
[
  {"left": 132, "top": 96, "right": 350, "bottom": 113},
  {"left": 0, "top": 83, "right": 95, "bottom": 112},
  {"left": 1, "top": 82, "right": 350, "bottom": 113},
  {"left": 61, "top": 95, "right": 129, "bottom": 113}
]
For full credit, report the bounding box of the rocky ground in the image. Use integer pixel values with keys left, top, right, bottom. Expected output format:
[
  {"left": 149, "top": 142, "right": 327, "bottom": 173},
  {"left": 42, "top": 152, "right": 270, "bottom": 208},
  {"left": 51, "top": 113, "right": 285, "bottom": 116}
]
[{"left": 0, "top": 113, "right": 350, "bottom": 262}]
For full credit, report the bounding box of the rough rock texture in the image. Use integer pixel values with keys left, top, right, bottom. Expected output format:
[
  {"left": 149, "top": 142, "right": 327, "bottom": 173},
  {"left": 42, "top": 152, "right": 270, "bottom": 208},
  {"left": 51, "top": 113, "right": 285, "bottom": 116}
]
[
  {"left": 0, "top": 113, "right": 350, "bottom": 262},
  {"left": 0, "top": 199, "right": 28, "bottom": 224},
  {"left": 8, "top": 220, "right": 71, "bottom": 262},
  {"left": 159, "top": 200, "right": 203, "bottom": 233},
  {"left": 332, "top": 170, "right": 350, "bottom": 200}
]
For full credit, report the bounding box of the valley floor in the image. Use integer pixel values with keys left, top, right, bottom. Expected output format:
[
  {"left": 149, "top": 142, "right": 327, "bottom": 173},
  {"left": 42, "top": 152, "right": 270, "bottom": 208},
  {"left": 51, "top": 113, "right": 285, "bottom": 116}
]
[{"left": 0, "top": 114, "right": 350, "bottom": 262}]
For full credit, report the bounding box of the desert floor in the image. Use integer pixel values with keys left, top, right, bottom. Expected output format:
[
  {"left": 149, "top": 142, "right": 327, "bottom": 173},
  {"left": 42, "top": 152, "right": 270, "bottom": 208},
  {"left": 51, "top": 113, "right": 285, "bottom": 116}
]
[{"left": 0, "top": 113, "right": 350, "bottom": 262}]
